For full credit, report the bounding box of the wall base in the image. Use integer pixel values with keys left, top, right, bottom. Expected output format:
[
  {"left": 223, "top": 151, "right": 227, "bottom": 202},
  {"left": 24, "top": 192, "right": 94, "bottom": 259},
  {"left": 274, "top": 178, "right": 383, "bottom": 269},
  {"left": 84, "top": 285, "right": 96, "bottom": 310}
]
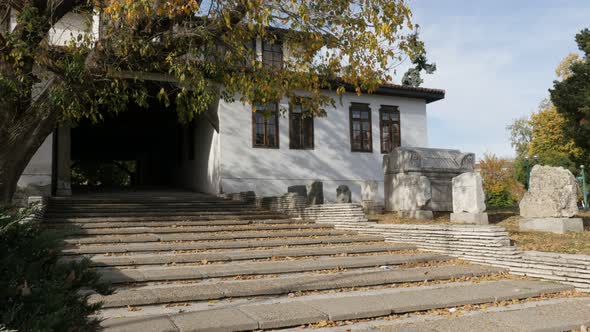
[
  {"left": 451, "top": 212, "right": 489, "bottom": 225},
  {"left": 519, "top": 218, "right": 584, "bottom": 234},
  {"left": 398, "top": 210, "right": 433, "bottom": 220}
]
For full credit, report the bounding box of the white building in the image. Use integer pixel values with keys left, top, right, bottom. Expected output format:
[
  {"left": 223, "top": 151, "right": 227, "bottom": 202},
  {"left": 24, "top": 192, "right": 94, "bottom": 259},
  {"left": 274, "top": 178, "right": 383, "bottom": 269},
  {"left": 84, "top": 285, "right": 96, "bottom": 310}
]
[{"left": 14, "top": 10, "right": 445, "bottom": 205}]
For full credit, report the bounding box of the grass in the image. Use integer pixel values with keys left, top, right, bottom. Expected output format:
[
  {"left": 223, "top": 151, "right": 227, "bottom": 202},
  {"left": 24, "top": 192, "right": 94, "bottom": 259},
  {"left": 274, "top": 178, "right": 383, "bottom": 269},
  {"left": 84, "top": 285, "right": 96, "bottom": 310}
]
[{"left": 369, "top": 209, "right": 590, "bottom": 255}]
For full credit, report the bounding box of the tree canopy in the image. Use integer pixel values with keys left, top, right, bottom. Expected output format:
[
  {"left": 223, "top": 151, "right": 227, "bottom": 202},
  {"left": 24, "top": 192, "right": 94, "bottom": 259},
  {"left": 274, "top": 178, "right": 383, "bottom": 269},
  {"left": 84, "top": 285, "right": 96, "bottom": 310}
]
[
  {"left": 0, "top": 0, "right": 434, "bottom": 205},
  {"left": 550, "top": 28, "right": 590, "bottom": 161}
]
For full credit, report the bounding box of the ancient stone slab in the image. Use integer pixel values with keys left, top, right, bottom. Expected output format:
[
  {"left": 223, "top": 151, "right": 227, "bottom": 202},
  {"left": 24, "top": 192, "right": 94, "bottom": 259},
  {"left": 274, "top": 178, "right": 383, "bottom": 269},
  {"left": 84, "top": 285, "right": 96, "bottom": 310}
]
[
  {"left": 336, "top": 185, "right": 352, "bottom": 203},
  {"left": 385, "top": 173, "right": 431, "bottom": 212},
  {"left": 383, "top": 147, "right": 475, "bottom": 212},
  {"left": 398, "top": 210, "right": 434, "bottom": 220},
  {"left": 452, "top": 172, "right": 486, "bottom": 213},
  {"left": 287, "top": 185, "right": 308, "bottom": 199},
  {"left": 520, "top": 165, "right": 579, "bottom": 218},
  {"left": 519, "top": 218, "right": 584, "bottom": 234},
  {"left": 361, "top": 180, "right": 378, "bottom": 201},
  {"left": 307, "top": 181, "right": 324, "bottom": 205},
  {"left": 450, "top": 212, "right": 489, "bottom": 225}
]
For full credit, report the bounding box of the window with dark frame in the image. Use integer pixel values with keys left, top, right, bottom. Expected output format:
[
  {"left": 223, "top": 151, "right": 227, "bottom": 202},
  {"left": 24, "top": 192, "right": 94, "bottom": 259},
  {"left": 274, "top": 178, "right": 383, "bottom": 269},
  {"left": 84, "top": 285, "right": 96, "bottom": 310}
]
[
  {"left": 289, "top": 103, "right": 314, "bottom": 149},
  {"left": 349, "top": 103, "right": 372, "bottom": 152},
  {"left": 262, "top": 40, "right": 283, "bottom": 69},
  {"left": 252, "top": 103, "right": 279, "bottom": 148},
  {"left": 380, "top": 106, "right": 401, "bottom": 154}
]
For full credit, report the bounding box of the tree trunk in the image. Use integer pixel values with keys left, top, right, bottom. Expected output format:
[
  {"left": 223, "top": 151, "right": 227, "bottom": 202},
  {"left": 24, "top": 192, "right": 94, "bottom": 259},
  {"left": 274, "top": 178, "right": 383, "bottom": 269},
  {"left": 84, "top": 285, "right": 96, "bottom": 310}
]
[{"left": 0, "top": 101, "right": 57, "bottom": 207}]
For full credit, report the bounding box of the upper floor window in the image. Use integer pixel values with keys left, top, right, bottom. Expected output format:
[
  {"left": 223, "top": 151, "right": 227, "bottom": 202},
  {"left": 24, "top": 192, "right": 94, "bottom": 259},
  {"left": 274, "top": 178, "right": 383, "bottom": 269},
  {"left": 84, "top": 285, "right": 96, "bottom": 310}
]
[
  {"left": 262, "top": 40, "right": 283, "bottom": 69},
  {"left": 252, "top": 103, "right": 279, "bottom": 148},
  {"left": 289, "top": 103, "right": 314, "bottom": 149},
  {"left": 380, "top": 106, "right": 401, "bottom": 153},
  {"left": 349, "top": 103, "right": 372, "bottom": 152}
]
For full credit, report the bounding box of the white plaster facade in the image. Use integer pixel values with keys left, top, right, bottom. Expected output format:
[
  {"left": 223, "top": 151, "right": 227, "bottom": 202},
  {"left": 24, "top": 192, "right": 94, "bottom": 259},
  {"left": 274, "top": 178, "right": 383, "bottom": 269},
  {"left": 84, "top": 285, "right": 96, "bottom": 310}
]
[{"left": 217, "top": 92, "right": 429, "bottom": 203}]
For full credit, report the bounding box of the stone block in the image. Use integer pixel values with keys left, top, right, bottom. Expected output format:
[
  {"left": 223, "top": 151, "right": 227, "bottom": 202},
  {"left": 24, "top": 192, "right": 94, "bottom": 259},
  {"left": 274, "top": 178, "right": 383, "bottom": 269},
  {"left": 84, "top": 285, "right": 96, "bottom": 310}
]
[
  {"left": 362, "top": 180, "right": 378, "bottom": 201},
  {"left": 384, "top": 173, "right": 431, "bottom": 212},
  {"left": 519, "top": 218, "right": 584, "bottom": 234},
  {"left": 307, "top": 181, "right": 324, "bottom": 205},
  {"left": 336, "top": 185, "right": 352, "bottom": 203},
  {"left": 452, "top": 172, "right": 486, "bottom": 213},
  {"left": 288, "top": 185, "right": 308, "bottom": 199},
  {"left": 398, "top": 210, "right": 434, "bottom": 220},
  {"left": 520, "top": 165, "right": 579, "bottom": 218},
  {"left": 450, "top": 212, "right": 489, "bottom": 225}
]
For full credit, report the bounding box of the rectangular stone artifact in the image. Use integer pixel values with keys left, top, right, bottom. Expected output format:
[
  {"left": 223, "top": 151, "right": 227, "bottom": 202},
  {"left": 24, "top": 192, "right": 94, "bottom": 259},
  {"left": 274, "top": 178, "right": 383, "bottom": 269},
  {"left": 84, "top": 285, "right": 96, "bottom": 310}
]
[
  {"left": 519, "top": 218, "right": 584, "bottom": 234},
  {"left": 450, "top": 172, "right": 488, "bottom": 224},
  {"left": 383, "top": 147, "right": 475, "bottom": 212}
]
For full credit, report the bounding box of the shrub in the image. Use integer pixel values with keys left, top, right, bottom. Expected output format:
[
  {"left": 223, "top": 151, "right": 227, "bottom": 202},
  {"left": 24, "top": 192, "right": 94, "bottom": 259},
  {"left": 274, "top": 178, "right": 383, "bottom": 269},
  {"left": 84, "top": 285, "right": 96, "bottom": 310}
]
[
  {"left": 0, "top": 205, "right": 110, "bottom": 332},
  {"left": 479, "top": 153, "right": 525, "bottom": 208}
]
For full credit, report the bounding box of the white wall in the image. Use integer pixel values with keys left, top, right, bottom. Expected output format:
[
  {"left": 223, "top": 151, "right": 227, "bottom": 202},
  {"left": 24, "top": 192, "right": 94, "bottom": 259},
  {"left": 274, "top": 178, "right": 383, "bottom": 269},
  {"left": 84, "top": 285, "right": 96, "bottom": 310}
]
[
  {"left": 175, "top": 113, "right": 221, "bottom": 194},
  {"left": 218, "top": 91, "right": 428, "bottom": 203},
  {"left": 17, "top": 134, "right": 53, "bottom": 199}
]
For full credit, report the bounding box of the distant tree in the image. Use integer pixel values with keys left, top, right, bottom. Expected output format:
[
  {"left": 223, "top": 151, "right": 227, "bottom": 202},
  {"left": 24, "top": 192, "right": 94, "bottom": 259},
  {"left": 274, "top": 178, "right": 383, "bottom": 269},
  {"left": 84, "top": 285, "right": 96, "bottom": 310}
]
[
  {"left": 507, "top": 116, "right": 532, "bottom": 157},
  {"left": 0, "top": 0, "right": 433, "bottom": 206},
  {"left": 550, "top": 29, "right": 590, "bottom": 161},
  {"left": 509, "top": 53, "right": 585, "bottom": 183}
]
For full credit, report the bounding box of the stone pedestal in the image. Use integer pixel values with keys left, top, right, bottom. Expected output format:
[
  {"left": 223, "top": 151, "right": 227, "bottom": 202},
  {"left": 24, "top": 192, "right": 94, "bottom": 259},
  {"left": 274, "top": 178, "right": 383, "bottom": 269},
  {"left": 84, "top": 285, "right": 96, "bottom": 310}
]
[
  {"left": 450, "top": 172, "right": 488, "bottom": 225},
  {"left": 519, "top": 218, "right": 584, "bottom": 234},
  {"left": 398, "top": 210, "right": 433, "bottom": 220},
  {"left": 519, "top": 165, "right": 582, "bottom": 234},
  {"left": 451, "top": 212, "right": 489, "bottom": 225},
  {"left": 307, "top": 181, "right": 324, "bottom": 205}
]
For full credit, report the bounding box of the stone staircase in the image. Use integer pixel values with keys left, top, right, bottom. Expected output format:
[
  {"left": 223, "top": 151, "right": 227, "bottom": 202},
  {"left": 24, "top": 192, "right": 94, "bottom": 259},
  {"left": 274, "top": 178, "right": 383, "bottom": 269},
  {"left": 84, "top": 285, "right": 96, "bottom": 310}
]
[{"left": 44, "top": 193, "right": 590, "bottom": 331}]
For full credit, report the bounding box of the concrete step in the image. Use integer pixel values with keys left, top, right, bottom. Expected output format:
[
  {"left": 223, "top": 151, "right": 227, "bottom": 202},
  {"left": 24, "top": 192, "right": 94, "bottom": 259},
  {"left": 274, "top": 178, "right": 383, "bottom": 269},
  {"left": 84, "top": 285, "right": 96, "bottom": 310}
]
[
  {"left": 44, "top": 210, "right": 286, "bottom": 218},
  {"left": 99, "top": 280, "right": 573, "bottom": 331},
  {"left": 97, "top": 253, "right": 451, "bottom": 284},
  {"left": 61, "top": 235, "right": 385, "bottom": 255},
  {"left": 51, "top": 223, "right": 333, "bottom": 235},
  {"left": 93, "top": 264, "right": 504, "bottom": 308},
  {"left": 62, "top": 229, "right": 354, "bottom": 245},
  {"left": 362, "top": 298, "right": 590, "bottom": 332},
  {"left": 44, "top": 214, "right": 290, "bottom": 223},
  {"left": 63, "top": 243, "right": 415, "bottom": 266},
  {"left": 46, "top": 218, "right": 299, "bottom": 227}
]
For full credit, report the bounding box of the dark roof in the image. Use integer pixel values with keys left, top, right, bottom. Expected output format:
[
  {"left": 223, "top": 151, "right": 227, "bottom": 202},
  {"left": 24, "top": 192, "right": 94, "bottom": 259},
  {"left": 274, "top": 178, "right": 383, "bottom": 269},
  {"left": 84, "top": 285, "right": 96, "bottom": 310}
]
[{"left": 349, "top": 83, "right": 445, "bottom": 104}]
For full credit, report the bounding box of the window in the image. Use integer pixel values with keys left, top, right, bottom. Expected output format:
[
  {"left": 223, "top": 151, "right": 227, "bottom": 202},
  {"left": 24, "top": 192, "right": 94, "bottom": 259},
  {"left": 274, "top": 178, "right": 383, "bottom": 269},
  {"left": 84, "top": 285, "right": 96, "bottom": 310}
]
[
  {"left": 289, "top": 104, "right": 314, "bottom": 149},
  {"left": 252, "top": 103, "right": 279, "bottom": 148},
  {"left": 262, "top": 40, "right": 283, "bottom": 69},
  {"left": 380, "top": 106, "right": 401, "bottom": 153},
  {"left": 349, "top": 103, "right": 372, "bottom": 152}
]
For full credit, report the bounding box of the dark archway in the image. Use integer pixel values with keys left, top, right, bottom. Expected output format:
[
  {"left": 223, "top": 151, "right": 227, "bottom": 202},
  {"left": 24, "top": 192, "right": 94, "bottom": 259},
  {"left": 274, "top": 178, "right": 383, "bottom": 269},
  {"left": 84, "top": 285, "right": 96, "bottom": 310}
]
[{"left": 70, "top": 102, "right": 183, "bottom": 191}]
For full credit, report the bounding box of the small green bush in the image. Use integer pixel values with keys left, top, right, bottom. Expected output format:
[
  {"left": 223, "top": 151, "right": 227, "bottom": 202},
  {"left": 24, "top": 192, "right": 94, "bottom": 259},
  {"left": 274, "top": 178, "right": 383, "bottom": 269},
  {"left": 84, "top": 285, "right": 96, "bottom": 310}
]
[
  {"left": 0, "top": 205, "right": 110, "bottom": 332},
  {"left": 486, "top": 190, "right": 516, "bottom": 208}
]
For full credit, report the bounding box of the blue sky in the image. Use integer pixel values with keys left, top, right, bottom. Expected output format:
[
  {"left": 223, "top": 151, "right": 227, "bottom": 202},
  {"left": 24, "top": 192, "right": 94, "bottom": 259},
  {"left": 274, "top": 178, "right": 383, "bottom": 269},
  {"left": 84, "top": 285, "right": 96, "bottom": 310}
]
[{"left": 402, "top": 0, "right": 590, "bottom": 160}]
